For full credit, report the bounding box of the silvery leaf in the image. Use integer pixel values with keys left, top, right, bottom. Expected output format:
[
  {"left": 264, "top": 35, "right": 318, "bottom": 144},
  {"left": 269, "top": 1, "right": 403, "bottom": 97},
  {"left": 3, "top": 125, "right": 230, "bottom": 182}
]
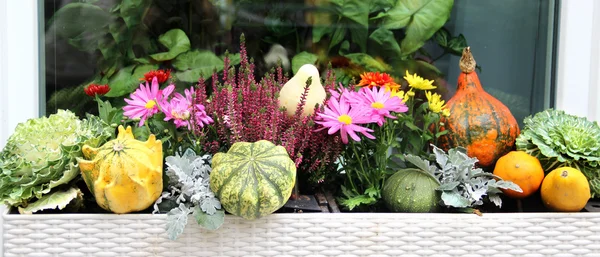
[
  {"left": 194, "top": 207, "right": 224, "bottom": 231},
  {"left": 441, "top": 190, "right": 471, "bottom": 208},
  {"left": 166, "top": 204, "right": 192, "bottom": 240},
  {"left": 437, "top": 181, "right": 460, "bottom": 191},
  {"left": 200, "top": 197, "right": 222, "bottom": 215},
  {"left": 493, "top": 180, "right": 523, "bottom": 192},
  {"left": 432, "top": 145, "right": 448, "bottom": 167},
  {"left": 488, "top": 194, "right": 503, "bottom": 207}
]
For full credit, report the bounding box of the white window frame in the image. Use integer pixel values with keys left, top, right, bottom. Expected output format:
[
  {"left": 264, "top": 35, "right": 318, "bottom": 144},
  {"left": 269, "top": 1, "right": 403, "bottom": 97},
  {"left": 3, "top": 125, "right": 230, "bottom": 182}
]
[
  {"left": 1, "top": 0, "right": 41, "bottom": 149},
  {"left": 555, "top": 0, "right": 600, "bottom": 121}
]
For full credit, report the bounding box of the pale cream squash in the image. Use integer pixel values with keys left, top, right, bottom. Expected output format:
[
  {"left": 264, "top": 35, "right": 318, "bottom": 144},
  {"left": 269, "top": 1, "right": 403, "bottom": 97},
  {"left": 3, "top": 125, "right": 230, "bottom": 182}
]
[{"left": 278, "top": 64, "right": 326, "bottom": 117}]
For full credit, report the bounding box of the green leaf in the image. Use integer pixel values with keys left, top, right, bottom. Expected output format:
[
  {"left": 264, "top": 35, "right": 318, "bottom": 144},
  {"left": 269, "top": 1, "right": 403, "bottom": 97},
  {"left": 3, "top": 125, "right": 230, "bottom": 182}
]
[
  {"left": 48, "top": 3, "right": 112, "bottom": 40},
  {"left": 329, "top": 27, "right": 347, "bottom": 51},
  {"left": 364, "top": 187, "right": 380, "bottom": 198},
  {"left": 382, "top": 0, "right": 454, "bottom": 55},
  {"left": 173, "top": 50, "right": 224, "bottom": 82},
  {"left": 104, "top": 64, "right": 158, "bottom": 97},
  {"left": 97, "top": 98, "right": 123, "bottom": 125},
  {"left": 340, "top": 194, "right": 377, "bottom": 210},
  {"left": 344, "top": 53, "right": 389, "bottom": 72},
  {"left": 194, "top": 207, "right": 225, "bottom": 231},
  {"left": 222, "top": 53, "right": 241, "bottom": 66},
  {"left": 331, "top": 0, "right": 369, "bottom": 52},
  {"left": 291, "top": 52, "right": 318, "bottom": 74},
  {"left": 18, "top": 187, "right": 82, "bottom": 214},
  {"left": 150, "top": 29, "right": 191, "bottom": 61},
  {"left": 369, "top": 28, "right": 403, "bottom": 61},
  {"left": 108, "top": 19, "right": 129, "bottom": 44},
  {"left": 313, "top": 26, "right": 334, "bottom": 43},
  {"left": 132, "top": 124, "right": 151, "bottom": 140},
  {"left": 120, "top": 0, "right": 151, "bottom": 28},
  {"left": 173, "top": 50, "right": 223, "bottom": 71},
  {"left": 433, "top": 27, "right": 450, "bottom": 47},
  {"left": 104, "top": 66, "right": 135, "bottom": 97},
  {"left": 447, "top": 34, "right": 468, "bottom": 55},
  {"left": 369, "top": 0, "right": 396, "bottom": 13}
]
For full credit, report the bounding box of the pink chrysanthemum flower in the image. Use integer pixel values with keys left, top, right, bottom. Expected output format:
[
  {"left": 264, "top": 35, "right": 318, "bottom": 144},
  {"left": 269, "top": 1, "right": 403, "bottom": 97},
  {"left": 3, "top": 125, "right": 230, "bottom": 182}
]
[
  {"left": 163, "top": 87, "right": 213, "bottom": 129},
  {"left": 315, "top": 96, "right": 375, "bottom": 144},
  {"left": 123, "top": 77, "right": 174, "bottom": 126},
  {"left": 353, "top": 86, "right": 408, "bottom": 126}
]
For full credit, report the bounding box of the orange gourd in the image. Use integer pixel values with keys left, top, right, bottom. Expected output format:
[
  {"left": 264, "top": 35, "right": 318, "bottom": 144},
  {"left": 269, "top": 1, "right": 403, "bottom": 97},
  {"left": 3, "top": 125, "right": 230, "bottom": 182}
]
[
  {"left": 493, "top": 151, "right": 544, "bottom": 198},
  {"left": 540, "top": 167, "right": 590, "bottom": 212},
  {"left": 438, "top": 47, "right": 519, "bottom": 167}
]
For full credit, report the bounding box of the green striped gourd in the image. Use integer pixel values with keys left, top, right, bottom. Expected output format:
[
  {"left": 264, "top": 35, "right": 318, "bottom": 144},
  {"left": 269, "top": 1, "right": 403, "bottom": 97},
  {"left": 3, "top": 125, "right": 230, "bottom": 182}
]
[
  {"left": 210, "top": 140, "right": 296, "bottom": 220},
  {"left": 382, "top": 168, "right": 440, "bottom": 213}
]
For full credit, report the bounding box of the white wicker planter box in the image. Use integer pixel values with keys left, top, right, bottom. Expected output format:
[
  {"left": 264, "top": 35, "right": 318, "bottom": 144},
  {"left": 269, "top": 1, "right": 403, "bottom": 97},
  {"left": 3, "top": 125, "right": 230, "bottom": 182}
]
[{"left": 4, "top": 211, "right": 600, "bottom": 257}]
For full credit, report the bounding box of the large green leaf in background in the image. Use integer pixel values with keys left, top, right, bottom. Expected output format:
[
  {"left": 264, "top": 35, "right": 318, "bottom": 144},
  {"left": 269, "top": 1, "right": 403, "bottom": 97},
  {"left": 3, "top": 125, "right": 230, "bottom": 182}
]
[
  {"left": 120, "top": 0, "right": 152, "bottom": 28},
  {"left": 49, "top": 3, "right": 112, "bottom": 39},
  {"left": 380, "top": 0, "right": 454, "bottom": 56},
  {"left": 173, "top": 50, "right": 224, "bottom": 82},
  {"left": 291, "top": 51, "right": 318, "bottom": 74},
  {"left": 330, "top": 0, "right": 370, "bottom": 52},
  {"left": 150, "top": 29, "right": 192, "bottom": 61},
  {"left": 369, "top": 27, "right": 403, "bottom": 62},
  {"left": 104, "top": 64, "right": 158, "bottom": 97}
]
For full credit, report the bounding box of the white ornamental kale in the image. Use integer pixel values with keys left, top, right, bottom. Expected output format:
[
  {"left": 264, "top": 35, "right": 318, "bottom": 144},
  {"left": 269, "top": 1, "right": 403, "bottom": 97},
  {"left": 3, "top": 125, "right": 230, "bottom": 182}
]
[
  {"left": 405, "top": 145, "right": 522, "bottom": 209},
  {"left": 153, "top": 149, "right": 224, "bottom": 240}
]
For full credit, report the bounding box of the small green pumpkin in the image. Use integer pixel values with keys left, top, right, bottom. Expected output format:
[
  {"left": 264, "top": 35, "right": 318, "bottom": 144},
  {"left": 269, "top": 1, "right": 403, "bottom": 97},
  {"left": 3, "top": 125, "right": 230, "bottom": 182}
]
[
  {"left": 210, "top": 140, "right": 296, "bottom": 220},
  {"left": 382, "top": 168, "right": 440, "bottom": 213}
]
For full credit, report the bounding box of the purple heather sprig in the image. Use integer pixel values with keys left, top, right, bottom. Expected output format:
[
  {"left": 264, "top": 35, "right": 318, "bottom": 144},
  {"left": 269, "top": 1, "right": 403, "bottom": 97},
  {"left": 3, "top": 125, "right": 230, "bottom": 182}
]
[{"left": 195, "top": 35, "right": 343, "bottom": 185}]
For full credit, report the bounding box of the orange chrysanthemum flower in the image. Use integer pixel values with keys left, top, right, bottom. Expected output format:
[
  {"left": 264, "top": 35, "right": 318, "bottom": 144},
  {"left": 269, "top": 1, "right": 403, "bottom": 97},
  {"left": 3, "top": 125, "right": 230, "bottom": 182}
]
[
  {"left": 141, "top": 69, "right": 171, "bottom": 84},
  {"left": 357, "top": 72, "right": 400, "bottom": 90}
]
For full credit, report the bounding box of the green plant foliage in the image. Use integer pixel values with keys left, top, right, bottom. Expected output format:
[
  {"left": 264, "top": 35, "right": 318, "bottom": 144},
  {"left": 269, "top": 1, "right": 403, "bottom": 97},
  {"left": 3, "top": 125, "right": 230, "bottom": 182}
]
[
  {"left": 378, "top": 0, "right": 454, "bottom": 55},
  {"left": 291, "top": 52, "right": 318, "bottom": 74},
  {"left": 516, "top": 109, "right": 600, "bottom": 197},
  {"left": 104, "top": 64, "right": 158, "bottom": 97},
  {"left": 150, "top": 29, "right": 192, "bottom": 61},
  {"left": 48, "top": 3, "right": 112, "bottom": 41}
]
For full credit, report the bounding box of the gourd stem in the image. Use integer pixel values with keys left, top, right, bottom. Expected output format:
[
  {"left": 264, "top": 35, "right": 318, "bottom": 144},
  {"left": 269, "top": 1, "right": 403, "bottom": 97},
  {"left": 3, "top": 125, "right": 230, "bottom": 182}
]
[{"left": 459, "top": 47, "right": 476, "bottom": 73}]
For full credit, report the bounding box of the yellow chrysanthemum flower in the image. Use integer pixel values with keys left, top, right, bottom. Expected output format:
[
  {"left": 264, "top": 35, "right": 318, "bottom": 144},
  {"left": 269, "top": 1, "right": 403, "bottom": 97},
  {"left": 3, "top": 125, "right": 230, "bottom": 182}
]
[
  {"left": 425, "top": 91, "right": 448, "bottom": 114},
  {"left": 404, "top": 70, "right": 436, "bottom": 91},
  {"left": 385, "top": 86, "right": 409, "bottom": 103},
  {"left": 442, "top": 109, "right": 450, "bottom": 117}
]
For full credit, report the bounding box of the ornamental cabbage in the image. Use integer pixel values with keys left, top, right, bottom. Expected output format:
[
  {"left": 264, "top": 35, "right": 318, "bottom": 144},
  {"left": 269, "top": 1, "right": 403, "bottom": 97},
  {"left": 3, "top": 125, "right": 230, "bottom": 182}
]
[
  {"left": 0, "top": 110, "right": 112, "bottom": 210},
  {"left": 516, "top": 109, "right": 600, "bottom": 197}
]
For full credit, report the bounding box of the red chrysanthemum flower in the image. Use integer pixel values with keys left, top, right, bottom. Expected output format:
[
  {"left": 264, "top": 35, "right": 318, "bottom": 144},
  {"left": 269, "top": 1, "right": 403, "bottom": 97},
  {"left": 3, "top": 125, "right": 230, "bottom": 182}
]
[
  {"left": 357, "top": 72, "right": 400, "bottom": 90},
  {"left": 141, "top": 69, "right": 171, "bottom": 84},
  {"left": 84, "top": 84, "right": 110, "bottom": 97}
]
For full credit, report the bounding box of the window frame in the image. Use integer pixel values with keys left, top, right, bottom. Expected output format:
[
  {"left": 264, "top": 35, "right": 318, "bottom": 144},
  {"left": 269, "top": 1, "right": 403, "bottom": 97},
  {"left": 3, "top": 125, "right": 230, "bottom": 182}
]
[
  {"left": 0, "top": 1, "right": 42, "bottom": 149},
  {"left": 555, "top": 0, "right": 600, "bottom": 120},
  {"left": 0, "top": 0, "right": 598, "bottom": 252}
]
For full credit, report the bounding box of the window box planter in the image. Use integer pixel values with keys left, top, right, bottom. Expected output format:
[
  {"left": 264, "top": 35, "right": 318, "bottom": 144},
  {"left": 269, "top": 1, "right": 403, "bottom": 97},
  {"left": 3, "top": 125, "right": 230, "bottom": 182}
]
[{"left": 4, "top": 210, "right": 600, "bottom": 256}]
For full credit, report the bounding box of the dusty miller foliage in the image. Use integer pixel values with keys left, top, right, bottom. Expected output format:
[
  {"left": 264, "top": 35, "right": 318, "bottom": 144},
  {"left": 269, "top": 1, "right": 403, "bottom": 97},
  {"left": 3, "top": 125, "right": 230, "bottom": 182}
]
[
  {"left": 405, "top": 145, "right": 522, "bottom": 209},
  {"left": 153, "top": 149, "right": 224, "bottom": 240}
]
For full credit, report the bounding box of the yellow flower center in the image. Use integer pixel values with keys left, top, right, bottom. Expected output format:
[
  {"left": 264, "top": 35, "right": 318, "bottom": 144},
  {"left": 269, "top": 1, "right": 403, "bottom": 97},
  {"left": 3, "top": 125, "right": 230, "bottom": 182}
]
[
  {"left": 172, "top": 110, "right": 191, "bottom": 120},
  {"left": 145, "top": 100, "right": 157, "bottom": 109},
  {"left": 371, "top": 102, "right": 385, "bottom": 109},
  {"left": 338, "top": 114, "right": 352, "bottom": 125}
]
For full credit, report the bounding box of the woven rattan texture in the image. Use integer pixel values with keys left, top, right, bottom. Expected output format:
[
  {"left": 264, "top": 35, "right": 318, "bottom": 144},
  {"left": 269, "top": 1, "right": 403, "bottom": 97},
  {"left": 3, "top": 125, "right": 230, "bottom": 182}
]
[{"left": 4, "top": 213, "right": 600, "bottom": 256}]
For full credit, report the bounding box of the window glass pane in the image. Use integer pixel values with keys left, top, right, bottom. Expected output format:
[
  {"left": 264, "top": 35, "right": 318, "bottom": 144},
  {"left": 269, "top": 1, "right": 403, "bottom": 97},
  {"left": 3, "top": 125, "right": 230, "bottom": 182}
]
[{"left": 42, "top": 0, "right": 557, "bottom": 125}]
